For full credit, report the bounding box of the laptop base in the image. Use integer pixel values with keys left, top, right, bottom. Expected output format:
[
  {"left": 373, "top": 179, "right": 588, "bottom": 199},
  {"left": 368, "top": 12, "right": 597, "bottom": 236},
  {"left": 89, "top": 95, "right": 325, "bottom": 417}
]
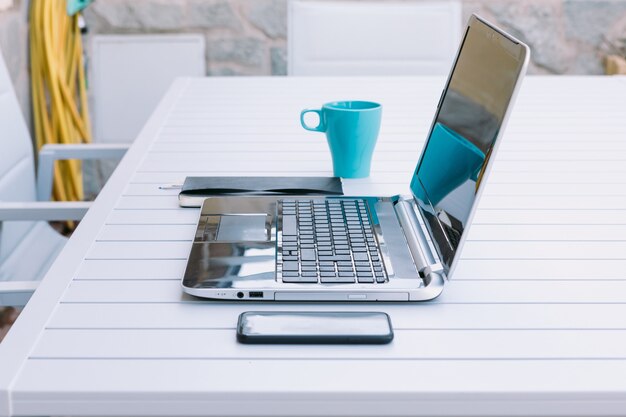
[{"left": 182, "top": 196, "right": 446, "bottom": 302}]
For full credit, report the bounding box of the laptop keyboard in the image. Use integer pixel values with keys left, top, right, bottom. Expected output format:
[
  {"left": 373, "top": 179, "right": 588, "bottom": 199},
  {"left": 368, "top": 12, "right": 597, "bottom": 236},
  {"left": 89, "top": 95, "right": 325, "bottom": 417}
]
[{"left": 278, "top": 199, "right": 387, "bottom": 284}]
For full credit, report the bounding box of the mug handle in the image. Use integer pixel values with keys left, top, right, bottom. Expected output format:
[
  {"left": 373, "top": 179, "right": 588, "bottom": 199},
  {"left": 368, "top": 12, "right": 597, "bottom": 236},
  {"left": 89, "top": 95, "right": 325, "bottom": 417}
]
[{"left": 300, "top": 109, "right": 325, "bottom": 132}]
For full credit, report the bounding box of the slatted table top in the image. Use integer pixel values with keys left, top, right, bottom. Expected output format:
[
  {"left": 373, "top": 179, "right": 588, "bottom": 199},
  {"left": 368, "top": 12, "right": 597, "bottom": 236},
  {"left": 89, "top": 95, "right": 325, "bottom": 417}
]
[{"left": 2, "top": 76, "right": 626, "bottom": 417}]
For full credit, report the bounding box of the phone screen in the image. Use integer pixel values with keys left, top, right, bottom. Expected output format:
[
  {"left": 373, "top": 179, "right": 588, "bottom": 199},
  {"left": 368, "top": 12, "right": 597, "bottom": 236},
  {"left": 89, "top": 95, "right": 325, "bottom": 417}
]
[{"left": 237, "top": 311, "right": 393, "bottom": 344}]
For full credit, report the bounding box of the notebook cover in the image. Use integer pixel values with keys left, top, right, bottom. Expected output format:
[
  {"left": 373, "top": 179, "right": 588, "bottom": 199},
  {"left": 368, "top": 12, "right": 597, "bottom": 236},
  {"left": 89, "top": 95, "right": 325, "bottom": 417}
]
[{"left": 178, "top": 176, "right": 344, "bottom": 207}]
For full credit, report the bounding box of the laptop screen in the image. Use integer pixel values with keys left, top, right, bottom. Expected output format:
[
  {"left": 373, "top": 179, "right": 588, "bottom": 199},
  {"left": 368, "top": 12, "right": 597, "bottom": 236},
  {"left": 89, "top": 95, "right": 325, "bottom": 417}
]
[{"left": 410, "top": 16, "right": 528, "bottom": 274}]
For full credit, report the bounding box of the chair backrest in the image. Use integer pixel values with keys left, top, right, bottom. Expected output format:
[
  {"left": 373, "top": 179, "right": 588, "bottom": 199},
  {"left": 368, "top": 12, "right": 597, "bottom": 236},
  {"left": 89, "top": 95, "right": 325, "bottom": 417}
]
[
  {"left": 91, "top": 34, "right": 206, "bottom": 143},
  {"left": 0, "top": 49, "right": 38, "bottom": 267},
  {"left": 288, "top": 0, "right": 462, "bottom": 76}
]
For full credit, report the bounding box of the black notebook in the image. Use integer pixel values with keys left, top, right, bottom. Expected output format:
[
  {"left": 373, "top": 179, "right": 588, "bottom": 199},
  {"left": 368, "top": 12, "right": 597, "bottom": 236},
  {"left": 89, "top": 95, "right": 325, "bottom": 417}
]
[{"left": 178, "top": 176, "right": 344, "bottom": 207}]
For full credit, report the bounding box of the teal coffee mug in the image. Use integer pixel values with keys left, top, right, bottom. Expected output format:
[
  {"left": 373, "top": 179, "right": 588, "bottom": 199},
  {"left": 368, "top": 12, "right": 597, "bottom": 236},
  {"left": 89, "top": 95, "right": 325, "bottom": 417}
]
[{"left": 300, "top": 101, "right": 382, "bottom": 178}]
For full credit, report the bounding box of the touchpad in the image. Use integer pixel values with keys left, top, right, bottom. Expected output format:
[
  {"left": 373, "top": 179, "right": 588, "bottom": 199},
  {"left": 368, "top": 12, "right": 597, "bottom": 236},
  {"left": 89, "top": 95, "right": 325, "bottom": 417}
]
[{"left": 216, "top": 214, "right": 269, "bottom": 241}]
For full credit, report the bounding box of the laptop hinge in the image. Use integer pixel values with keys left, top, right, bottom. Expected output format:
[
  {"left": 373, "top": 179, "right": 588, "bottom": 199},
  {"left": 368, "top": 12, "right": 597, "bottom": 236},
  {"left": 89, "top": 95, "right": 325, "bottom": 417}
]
[{"left": 394, "top": 198, "right": 445, "bottom": 278}]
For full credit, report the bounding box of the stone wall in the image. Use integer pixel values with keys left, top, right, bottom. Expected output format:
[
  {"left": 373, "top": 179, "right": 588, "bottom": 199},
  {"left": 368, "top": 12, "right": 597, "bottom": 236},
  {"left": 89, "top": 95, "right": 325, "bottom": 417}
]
[
  {"left": 0, "top": 0, "right": 30, "bottom": 126},
  {"left": 83, "top": 0, "right": 626, "bottom": 76},
  {"left": 84, "top": 0, "right": 289, "bottom": 76},
  {"left": 464, "top": 0, "right": 626, "bottom": 74}
]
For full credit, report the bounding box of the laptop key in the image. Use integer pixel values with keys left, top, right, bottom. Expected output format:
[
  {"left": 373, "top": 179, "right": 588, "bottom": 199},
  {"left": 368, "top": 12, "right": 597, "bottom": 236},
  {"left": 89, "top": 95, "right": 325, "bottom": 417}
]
[
  {"left": 353, "top": 252, "right": 369, "bottom": 261},
  {"left": 319, "top": 255, "right": 351, "bottom": 261},
  {"left": 282, "top": 261, "right": 299, "bottom": 271},
  {"left": 301, "top": 249, "right": 316, "bottom": 261},
  {"left": 321, "top": 277, "right": 356, "bottom": 284},
  {"left": 357, "top": 276, "right": 375, "bottom": 283},
  {"left": 282, "top": 215, "right": 297, "bottom": 236},
  {"left": 283, "top": 276, "right": 318, "bottom": 283}
]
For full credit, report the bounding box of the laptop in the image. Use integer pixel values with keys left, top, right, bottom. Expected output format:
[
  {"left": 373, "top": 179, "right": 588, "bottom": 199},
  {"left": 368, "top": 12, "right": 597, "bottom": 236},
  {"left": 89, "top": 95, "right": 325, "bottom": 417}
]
[{"left": 182, "top": 15, "right": 530, "bottom": 301}]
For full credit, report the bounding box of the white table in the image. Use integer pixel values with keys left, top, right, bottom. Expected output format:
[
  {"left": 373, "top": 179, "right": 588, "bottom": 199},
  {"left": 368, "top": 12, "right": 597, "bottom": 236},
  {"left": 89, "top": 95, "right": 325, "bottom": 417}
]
[{"left": 2, "top": 76, "right": 626, "bottom": 417}]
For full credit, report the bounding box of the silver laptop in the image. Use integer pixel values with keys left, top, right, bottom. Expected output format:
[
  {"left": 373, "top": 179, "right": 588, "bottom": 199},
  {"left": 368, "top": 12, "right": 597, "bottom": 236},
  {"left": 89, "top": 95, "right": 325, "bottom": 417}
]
[{"left": 182, "top": 15, "right": 530, "bottom": 301}]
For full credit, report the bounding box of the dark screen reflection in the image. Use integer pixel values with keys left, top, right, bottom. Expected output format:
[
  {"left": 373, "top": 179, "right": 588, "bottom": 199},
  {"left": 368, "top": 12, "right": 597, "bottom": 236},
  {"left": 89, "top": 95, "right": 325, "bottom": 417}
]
[{"left": 411, "top": 22, "right": 524, "bottom": 269}]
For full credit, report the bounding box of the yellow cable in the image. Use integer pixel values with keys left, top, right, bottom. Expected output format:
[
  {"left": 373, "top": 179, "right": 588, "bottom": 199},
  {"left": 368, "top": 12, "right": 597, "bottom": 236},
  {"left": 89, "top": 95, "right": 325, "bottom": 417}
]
[{"left": 30, "top": 0, "right": 92, "bottom": 211}]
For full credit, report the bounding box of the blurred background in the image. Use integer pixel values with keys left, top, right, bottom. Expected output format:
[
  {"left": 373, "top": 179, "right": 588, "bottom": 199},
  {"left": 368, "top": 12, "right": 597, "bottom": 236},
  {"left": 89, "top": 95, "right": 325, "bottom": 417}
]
[{"left": 2, "top": 0, "right": 626, "bottom": 135}]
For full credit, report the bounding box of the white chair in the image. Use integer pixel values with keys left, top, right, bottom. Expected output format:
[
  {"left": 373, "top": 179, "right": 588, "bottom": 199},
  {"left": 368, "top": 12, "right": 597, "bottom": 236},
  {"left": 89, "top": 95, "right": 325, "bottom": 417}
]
[
  {"left": 91, "top": 34, "right": 206, "bottom": 143},
  {"left": 288, "top": 0, "right": 462, "bottom": 76},
  {"left": 0, "top": 49, "right": 129, "bottom": 306}
]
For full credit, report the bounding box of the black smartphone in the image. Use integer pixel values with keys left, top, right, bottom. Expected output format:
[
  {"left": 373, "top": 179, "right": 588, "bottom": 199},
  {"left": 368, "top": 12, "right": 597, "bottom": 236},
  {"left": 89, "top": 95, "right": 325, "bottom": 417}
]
[{"left": 237, "top": 311, "right": 393, "bottom": 344}]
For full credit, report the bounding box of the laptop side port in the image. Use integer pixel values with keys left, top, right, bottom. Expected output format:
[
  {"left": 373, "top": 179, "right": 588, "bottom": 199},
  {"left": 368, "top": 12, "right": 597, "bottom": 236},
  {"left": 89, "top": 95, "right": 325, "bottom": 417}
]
[{"left": 249, "top": 291, "right": 264, "bottom": 298}]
